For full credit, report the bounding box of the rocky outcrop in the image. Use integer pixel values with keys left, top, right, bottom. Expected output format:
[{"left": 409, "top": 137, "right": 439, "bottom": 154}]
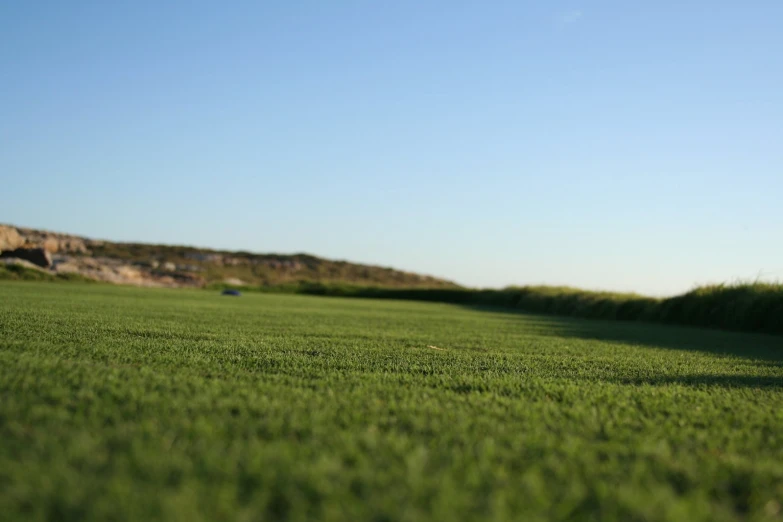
[
  {"left": 48, "top": 255, "right": 204, "bottom": 288},
  {"left": 52, "top": 256, "right": 145, "bottom": 284},
  {"left": 0, "top": 248, "right": 52, "bottom": 268},
  {"left": 14, "top": 227, "right": 90, "bottom": 254},
  {"left": 0, "top": 226, "right": 24, "bottom": 252},
  {"left": 1, "top": 257, "right": 50, "bottom": 272}
]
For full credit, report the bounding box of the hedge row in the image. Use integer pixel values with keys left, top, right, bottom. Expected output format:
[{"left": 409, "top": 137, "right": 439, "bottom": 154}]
[{"left": 281, "top": 282, "right": 783, "bottom": 335}]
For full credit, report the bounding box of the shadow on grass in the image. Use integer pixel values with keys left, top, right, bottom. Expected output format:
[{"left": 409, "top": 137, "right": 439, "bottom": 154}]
[
  {"left": 463, "top": 304, "right": 783, "bottom": 363},
  {"left": 612, "top": 374, "right": 783, "bottom": 389}
]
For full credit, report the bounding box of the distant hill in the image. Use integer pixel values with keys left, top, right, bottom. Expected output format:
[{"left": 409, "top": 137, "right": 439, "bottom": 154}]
[{"left": 0, "top": 224, "right": 459, "bottom": 289}]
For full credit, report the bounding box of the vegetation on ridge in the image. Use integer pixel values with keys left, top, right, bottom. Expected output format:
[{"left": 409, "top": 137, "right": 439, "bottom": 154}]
[{"left": 0, "top": 223, "right": 458, "bottom": 288}]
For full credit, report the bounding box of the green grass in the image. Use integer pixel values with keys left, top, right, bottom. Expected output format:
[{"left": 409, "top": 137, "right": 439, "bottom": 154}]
[
  {"left": 1, "top": 282, "right": 782, "bottom": 521},
  {"left": 7, "top": 258, "right": 781, "bottom": 336}
]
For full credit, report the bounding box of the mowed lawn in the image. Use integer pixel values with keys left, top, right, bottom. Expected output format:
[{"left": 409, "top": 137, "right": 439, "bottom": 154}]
[{"left": 1, "top": 283, "right": 782, "bottom": 522}]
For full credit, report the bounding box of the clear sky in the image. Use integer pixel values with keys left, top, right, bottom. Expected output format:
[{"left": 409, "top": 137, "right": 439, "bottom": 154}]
[{"left": 2, "top": 1, "right": 781, "bottom": 295}]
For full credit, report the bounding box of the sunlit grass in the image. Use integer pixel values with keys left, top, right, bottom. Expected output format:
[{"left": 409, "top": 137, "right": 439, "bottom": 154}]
[{"left": 1, "top": 282, "right": 782, "bottom": 521}]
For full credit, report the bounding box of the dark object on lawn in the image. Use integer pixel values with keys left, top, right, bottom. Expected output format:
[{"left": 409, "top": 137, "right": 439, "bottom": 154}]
[
  {"left": 0, "top": 247, "right": 52, "bottom": 268},
  {"left": 222, "top": 289, "right": 241, "bottom": 296}
]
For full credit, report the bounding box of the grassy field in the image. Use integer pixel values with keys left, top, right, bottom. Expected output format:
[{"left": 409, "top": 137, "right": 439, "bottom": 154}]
[{"left": 1, "top": 282, "right": 782, "bottom": 521}]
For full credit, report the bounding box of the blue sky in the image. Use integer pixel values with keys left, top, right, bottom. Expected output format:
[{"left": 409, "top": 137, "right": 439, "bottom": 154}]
[{"left": 2, "top": 1, "right": 781, "bottom": 294}]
